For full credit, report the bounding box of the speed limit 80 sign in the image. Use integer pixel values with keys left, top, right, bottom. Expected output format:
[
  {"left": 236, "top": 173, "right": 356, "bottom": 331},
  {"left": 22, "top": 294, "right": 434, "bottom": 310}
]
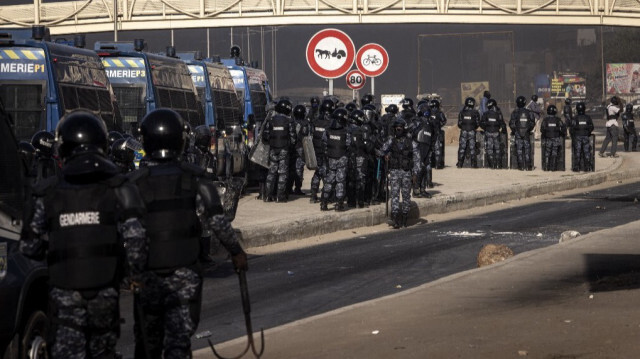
[{"left": 346, "top": 69, "right": 366, "bottom": 90}]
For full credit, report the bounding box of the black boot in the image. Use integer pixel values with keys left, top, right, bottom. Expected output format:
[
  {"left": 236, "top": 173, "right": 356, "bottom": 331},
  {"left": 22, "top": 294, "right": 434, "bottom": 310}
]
[
  {"left": 401, "top": 213, "right": 408, "bottom": 227},
  {"left": 320, "top": 200, "right": 329, "bottom": 211},
  {"left": 421, "top": 188, "right": 432, "bottom": 198},
  {"left": 393, "top": 214, "right": 401, "bottom": 229},
  {"left": 256, "top": 183, "right": 264, "bottom": 200},
  {"left": 336, "top": 200, "right": 346, "bottom": 212},
  {"left": 426, "top": 169, "right": 434, "bottom": 188},
  {"left": 310, "top": 191, "right": 319, "bottom": 203},
  {"left": 412, "top": 175, "right": 422, "bottom": 198}
]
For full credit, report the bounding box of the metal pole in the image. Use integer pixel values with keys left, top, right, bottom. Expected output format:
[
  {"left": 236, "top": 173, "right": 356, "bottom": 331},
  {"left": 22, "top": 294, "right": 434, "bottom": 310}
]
[
  {"left": 171, "top": 29, "right": 174, "bottom": 47},
  {"left": 34, "top": 0, "right": 40, "bottom": 25},
  {"left": 329, "top": 79, "right": 333, "bottom": 96},
  {"left": 371, "top": 77, "right": 375, "bottom": 96},
  {"left": 114, "top": 0, "right": 118, "bottom": 41},
  {"left": 601, "top": 25, "right": 605, "bottom": 104},
  {"left": 207, "top": 28, "right": 210, "bottom": 58}
]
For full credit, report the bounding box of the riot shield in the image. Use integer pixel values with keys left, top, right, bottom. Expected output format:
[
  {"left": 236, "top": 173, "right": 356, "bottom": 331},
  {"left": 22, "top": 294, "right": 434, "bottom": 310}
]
[
  {"left": 509, "top": 133, "right": 534, "bottom": 169},
  {"left": 212, "top": 176, "right": 245, "bottom": 222},
  {"left": 570, "top": 134, "right": 596, "bottom": 172},
  {"left": 249, "top": 139, "right": 270, "bottom": 169},
  {"left": 461, "top": 131, "right": 484, "bottom": 168},
  {"left": 590, "top": 134, "right": 596, "bottom": 172},
  {"left": 541, "top": 138, "right": 548, "bottom": 171},
  {"left": 437, "top": 129, "right": 445, "bottom": 168},
  {"left": 558, "top": 137, "right": 566, "bottom": 171},
  {"left": 302, "top": 136, "right": 317, "bottom": 170}
]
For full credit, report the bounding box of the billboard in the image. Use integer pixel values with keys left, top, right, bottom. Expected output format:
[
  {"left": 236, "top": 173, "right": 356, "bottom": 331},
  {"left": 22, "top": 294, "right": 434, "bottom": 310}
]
[
  {"left": 549, "top": 72, "right": 586, "bottom": 100},
  {"left": 460, "top": 81, "right": 489, "bottom": 103},
  {"left": 606, "top": 63, "right": 640, "bottom": 94}
]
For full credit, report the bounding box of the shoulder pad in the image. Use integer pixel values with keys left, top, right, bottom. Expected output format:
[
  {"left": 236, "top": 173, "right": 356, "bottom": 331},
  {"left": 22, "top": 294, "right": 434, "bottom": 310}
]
[
  {"left": 198, "top": 181, "right": 224, "bottom": 216},
  {"left": 114, "top": 182, "right": 146, "bottom": 219}
]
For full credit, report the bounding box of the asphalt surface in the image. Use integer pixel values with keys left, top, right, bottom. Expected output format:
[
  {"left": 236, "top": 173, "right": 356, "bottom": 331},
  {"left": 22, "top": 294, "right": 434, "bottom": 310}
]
[{"left": 191, "top": 138, "right": 640, "bottom": 358}]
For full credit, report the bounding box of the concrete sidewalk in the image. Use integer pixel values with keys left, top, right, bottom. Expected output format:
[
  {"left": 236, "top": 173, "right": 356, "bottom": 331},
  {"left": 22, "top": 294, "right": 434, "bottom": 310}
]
[
  {"left": 196, "top": 144, "right": 640, "bottom": 359},
  {"left": 233, "top": 142, "right": 640, "bottom": 248}
]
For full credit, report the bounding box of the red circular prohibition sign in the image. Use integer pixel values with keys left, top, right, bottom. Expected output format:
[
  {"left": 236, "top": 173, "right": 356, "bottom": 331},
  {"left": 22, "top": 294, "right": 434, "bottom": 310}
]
[
  {"left": 306, "top": 29, "right": 356, "bottom": 79},
  {"left": 356, "top": 43, "right": 389, "bottom": 77}
]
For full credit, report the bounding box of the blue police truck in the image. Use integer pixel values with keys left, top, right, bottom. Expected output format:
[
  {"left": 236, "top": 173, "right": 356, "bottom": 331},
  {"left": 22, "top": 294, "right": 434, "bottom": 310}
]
[
  {"left": 180, "top": 51, "right": 247, "bottom": 179},
  {"left": 95, "top": 40, "right": 205, "bottom": 134},
  {"left": 0, "top": 26, "right": 122, "bottom": 141}
]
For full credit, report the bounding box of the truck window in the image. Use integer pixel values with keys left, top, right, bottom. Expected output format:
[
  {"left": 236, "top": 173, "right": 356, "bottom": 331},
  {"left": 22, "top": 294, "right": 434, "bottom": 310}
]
[
  {"left": 0, "top": 100, "right": 24, "bottom": 215},
  {"left": 209, "top": 66, "right": 242, "bottom": 130},
  {"left": 249, "top": 82, "right": 268, "bottom": 123},
  {"left": 0, "top": 47, "right": 47, "bottom": 141},
  {"left": 102, "top": 57, "right": 147, "bottom": 128},
  {"left": 151, "top": 60, "right": 203, "bottom": 129}
]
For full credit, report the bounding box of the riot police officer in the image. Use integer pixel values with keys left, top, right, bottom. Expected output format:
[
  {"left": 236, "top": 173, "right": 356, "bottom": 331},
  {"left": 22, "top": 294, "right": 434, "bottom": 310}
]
[
  {"left": 379, "top": 118, "right": 413, "bottom": 229},
  {"left": 20, "top": 110, "right": 147, "bottom": 359},
  {"left": 479, "top": 99, "right": 507, "bottom": 169},
  {"left": 129, "top": 108, "right": 247, "bottom": 358},
  {"left": 349, "top": 109, "right": 374, "bottom": 208},
  {"left": 410, "top": 107, "right": 435, "bottom": 198},
  {"left": 570, "top": 102, "right": 595, "bottom": 172},
  {"left": 361, "top": 93, "right": 374, "bottom": 109},
  {"left": 540, "top": 105, "right": 567, "bottom": 171},
  {"left": 291, "top": 104, "right": 310, "bottom": 195},
  {"left": 622, "top": 103, "right": 637, "bottom": 152},
  {"left": 509, "top": 96, "right": 536, "bottom": 170},
  {"left": 563, "top": 98, "right": 574, "bottom": 127},
  {"left": 111, "top": 137, "right": 137, "bottom": 173},
  {"left": 262, "top": 99, "right": 296, "bottom": 202},
  {"left": 457, "top": 97, "right": 480, "bottom": 168},
  {"left": 428, "top": 99, "right": 447, "bottom": 169},
  {"left": 193, "top": 125, "right": 217, "bottom": 178},
  {"left": 381, "top": 104, "right": 399, "bottom": 137},
  {"left": 308, "top": 96, "right": 321, "bottom": 122},
  {"left": 309, "top": 99, "right": 335, "bottom": 203},
  {"left": 31, "top": 130, "right": 59, "bottom": 183},
  {"left": 321, "top": 108, "right": 351, "bottom": 211}
]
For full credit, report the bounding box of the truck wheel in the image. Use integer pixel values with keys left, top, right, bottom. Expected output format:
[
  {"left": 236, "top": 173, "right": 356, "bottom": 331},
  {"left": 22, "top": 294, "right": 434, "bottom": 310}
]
[{"left": 21, "top": 310, "right": 48, "bottom": 359}]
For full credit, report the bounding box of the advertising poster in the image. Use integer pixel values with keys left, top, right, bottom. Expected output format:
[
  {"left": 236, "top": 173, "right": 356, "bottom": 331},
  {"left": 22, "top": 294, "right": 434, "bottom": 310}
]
[
  {"left": 460, "top": 81, "right": 489, "bottom": 103},
  {"left": 550, "top": 72, "right": 586, "bottom": 100},
  {"left": 606, "top": 63, "right": 640, "bottom": 94}
]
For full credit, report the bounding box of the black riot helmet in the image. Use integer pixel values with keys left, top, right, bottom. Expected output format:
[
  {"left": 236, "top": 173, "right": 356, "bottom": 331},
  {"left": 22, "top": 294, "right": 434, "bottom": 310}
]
[
  {"left": 310, "top": 96, "right": 320, "bottom": 108},
  {"left": 107, "top": 130, "right": 123, "bottom": 148},
  {"left": 565, "top": 98, "right": 572, "bottom": 105},
  {"left": 626, "top": 103, "right": 634, "bottom": 113},
  {"left": 401, "top": 98, "right": 414, "bottom": 110},
  {"left": 393, "top": 118, "right": 407, "bottom": 137},
  {"left": 363, "top": 104, "right": 376, "bottom": 122},
  {"left": 576, "top": 102, "right": 586, "bottom": 115},
  {"left": 428, "top": 99, "right": 440, "bottom": 110},
  {"left": 230, "top": 45, "right": 241, "bottom": 58},
  {"left": 55, "top": 110, "right": 109, "bottom": 160},
  {"left": 611, "top": 96, "right": 619, "bottom": 106},
  {"left": 275, "top": 98, "right": 293, "bottom": 116},
  {"left": 193, "top": 125, "right": 212, "bottom": 151},
  {"left": 532, "top": 94, "right": 538, "bottom": 102},
  {"left": 516, "top": 96, "right": 527, "bottom": 108},
  {"left": 31, "top": 130, "right": 55, "bottom": 157},
  {"left": 547, "top": 105, "right": 558, "bottom": 116},
  {"left": 361, "top": 93, "right": 374, "bottom": 107},
  {"left": 350, "top": 109, "right": 365, "bottom": 125},
  {"left": 487, "top": 99, "right": 497, "bottom": 110},
  {"left": 483, "top": 90, "right": 491, "bottom": 99},
  {"left": 110, "top": 138, "right": 135, "bottom": 165},
  {"left": 385, "top": 104, "right": 399, "bottom": 114},
  {"left": 464, "top": 97, "right": 476, "bottom": 108},
  {"left": 319, "top": 99, "right": 336, "bottom": 115},
  {"left": 345, "top": 102, "right": 357, "bottom": 114},
  {"left": 332, "top": 108, "right": 349, "bottom": 127},
  {"left": 293, "top": 105, "right": 306, "bottom": 120},
  {"left": 140, "top": 108, "right": 185, "bottom": 160}
]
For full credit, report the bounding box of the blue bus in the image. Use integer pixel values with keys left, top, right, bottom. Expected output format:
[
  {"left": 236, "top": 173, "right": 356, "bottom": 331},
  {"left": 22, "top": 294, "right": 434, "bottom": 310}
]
[
  {"left": 95, "top": 40, "right": 204, "bottom": 133},
  {"left": 0, "top": 26, "right": 122, "bottom": 141}
]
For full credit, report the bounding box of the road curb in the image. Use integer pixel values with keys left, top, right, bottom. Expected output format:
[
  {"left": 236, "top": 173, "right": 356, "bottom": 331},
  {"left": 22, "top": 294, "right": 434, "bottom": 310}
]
[{"left": 237, "top": 158, "right": 639, "bottom": 249}]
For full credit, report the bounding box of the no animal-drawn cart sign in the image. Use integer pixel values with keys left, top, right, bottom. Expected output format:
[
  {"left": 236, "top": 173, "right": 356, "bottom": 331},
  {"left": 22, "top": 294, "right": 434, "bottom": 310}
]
[{"left": 306, "top": 29, "right": 355, "bottom": 79}]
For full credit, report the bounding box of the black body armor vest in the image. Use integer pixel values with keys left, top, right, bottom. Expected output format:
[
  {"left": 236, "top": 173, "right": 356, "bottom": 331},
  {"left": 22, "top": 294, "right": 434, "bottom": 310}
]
[
  {"left": 326, "top": 127, "right": 348, "bottom": 159},
  {"left": 45, "top": 179, "right": 122, "bottom": 290},
  {"left": 389, "top": 137, "right": 412, "bottom": 170},
  {"left": 268, "top": 115, "right": 291, "bottom": 149},
  {"left": 543, "top": 117, "right": 562, "bottom": 138},
  {"left": 312, "top": 116, "right": 331, "bottom": 154}
]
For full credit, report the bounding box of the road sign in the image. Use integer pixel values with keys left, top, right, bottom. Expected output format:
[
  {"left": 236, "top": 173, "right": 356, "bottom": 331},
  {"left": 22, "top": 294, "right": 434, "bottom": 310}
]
[
  {"left": 356, "top": 43, "right": 389, "bottom": 77},
  {"left": 306, "top": 29, "right": 356, "bottom": 79},
  {"left": 346, "top": 70, "right": 366, "bottom": 90}
]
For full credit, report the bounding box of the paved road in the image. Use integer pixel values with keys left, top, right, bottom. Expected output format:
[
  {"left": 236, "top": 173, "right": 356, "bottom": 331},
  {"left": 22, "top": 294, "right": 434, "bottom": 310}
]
[{"left": 115, "top": 179, "right": 640, "bottom": 356}]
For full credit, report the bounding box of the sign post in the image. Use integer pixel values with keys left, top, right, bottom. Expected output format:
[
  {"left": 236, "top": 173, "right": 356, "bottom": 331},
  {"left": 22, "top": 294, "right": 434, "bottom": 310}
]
[
  {"left": 356, "top": 43, "right": 389, "bottom": 96},
  {"left": 306, "top": 29, "right": 356, "bottom": 95}
]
